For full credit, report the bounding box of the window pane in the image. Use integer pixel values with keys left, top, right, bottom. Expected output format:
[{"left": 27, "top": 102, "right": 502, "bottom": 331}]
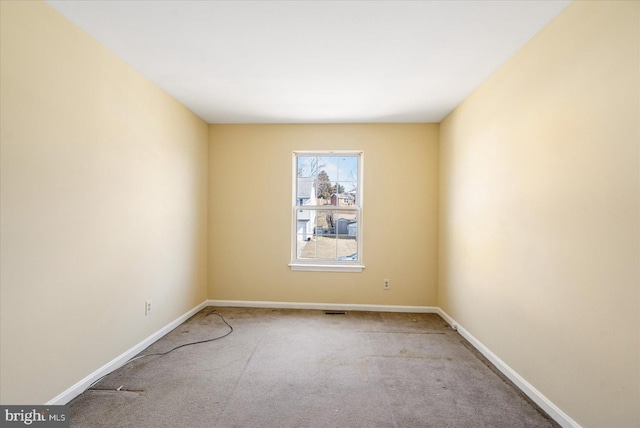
[
  {"left": 297, "top": 156, "right": 318, "bottom": 178},
  {"left": 337, "top": 156, "right": 358, "bottom": 182},
  {"left": 334, "top": 182, "right": 356, "bottom": 206},
  {"left": 334, "top": 211, "right": 356, "bottom": 253},
  {"left": 297, "top": 237, "right": 316, "bottom": 260},
  {"left": 314, "top": 210, "right": 333, "bottom": 236},
  {"left": 296, "top": 177, "right": 316, "bottom": 206},
  {"left": 314, "top": 235, "right": 338, "bottom": 260},
  {"left": 296, "top": 210, "right": 315, "bottom": 259},
  {"left": 337, "top": 235, "right": 358, "bottom": 260},
  {"left": 296, "top": 209, "right": 315, "bottom": 232},
  {"left": 317, "top": 156, "right": 334, "bottom": 179},
  {"left": 334, "top": 211, "right": 356, "bottom": 229},
  {"left": 315, "top": 172, "right": 333, "bottom": 202}
]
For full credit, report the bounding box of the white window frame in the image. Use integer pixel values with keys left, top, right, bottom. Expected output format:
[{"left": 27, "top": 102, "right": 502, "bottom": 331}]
[{"left": 289, "top": 150, "right": 364, "bottom": 272}]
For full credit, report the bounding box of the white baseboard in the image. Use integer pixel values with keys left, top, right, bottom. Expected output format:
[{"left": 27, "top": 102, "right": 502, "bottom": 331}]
[
  {"left": 46, "top": 300, "right": 209, "bottom": 405},
  {"left": 207, "top": 299, "right": 439, "bottom": 313},
  {"left": 45, "top": 298, "right": 579, "bottom": 428},
  {"left": 436, "top": 308, "right": 581, "bottom": 428}
]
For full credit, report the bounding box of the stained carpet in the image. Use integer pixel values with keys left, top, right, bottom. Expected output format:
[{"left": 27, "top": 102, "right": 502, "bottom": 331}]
[{"left": 69, "top": 307, "right": 559, "bottom": 427}]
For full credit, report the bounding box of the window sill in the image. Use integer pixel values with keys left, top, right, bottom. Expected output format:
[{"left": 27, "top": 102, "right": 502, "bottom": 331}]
[{"left": 289, "top": 263, "right": 365, "bottom": 273}]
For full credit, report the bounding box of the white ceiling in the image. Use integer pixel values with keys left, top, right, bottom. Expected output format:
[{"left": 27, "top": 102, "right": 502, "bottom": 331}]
[{"left": 45, "top": 0, "right": 571, "bottom": 124}]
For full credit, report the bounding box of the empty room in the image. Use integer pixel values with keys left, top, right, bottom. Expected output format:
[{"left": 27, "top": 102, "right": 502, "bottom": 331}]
[{"left": 0, "top": 1, "right": 638, "bottom": 427}]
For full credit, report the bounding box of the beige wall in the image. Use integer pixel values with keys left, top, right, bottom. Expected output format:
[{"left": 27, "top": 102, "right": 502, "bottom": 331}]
[
  {"left": 0, "top": 1, "right": 209, "bottom": 404},
  {"left": 439, "top": 1, "right": 639, "bottom": 427},
  {"left": 209, "top": 124, "right": 438, "bottom": 306}
]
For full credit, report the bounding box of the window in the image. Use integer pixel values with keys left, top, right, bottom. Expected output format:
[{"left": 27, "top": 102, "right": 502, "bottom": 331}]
[{"left": 290, "top": 151, "right": 364, "bottom": 272}]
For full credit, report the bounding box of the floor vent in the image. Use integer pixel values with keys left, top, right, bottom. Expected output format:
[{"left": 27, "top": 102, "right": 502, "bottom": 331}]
[{"left": 325, "top": 311, "right": 347, "bottom": 315}]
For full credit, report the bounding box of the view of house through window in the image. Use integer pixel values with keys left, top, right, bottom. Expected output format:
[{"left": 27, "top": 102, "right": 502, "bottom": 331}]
[{"left": 292, "top": 152, "right": 362, "bottom": 269}]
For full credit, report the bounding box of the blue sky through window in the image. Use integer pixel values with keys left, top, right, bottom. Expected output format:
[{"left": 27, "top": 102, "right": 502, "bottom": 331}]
[{"left": 297, "top": 155, "right": 358, "bottom": 198}]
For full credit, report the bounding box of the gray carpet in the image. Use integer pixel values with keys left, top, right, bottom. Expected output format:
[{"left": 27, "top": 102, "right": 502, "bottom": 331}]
[{"left": 69, "top": 307, "right": 559, "bottom": 427}]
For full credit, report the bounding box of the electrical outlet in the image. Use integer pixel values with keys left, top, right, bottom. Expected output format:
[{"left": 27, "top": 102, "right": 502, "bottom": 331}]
[
  {"left": 383, "top": 279, "right": 390, "bottom": 290},
  {"left": 145, "top": 299, "right": 152, "bottom": 316}
]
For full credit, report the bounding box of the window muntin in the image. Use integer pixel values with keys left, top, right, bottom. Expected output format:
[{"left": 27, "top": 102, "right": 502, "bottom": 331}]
[{"left": 291, "top": 151, "right": 363, "bottom": 271}]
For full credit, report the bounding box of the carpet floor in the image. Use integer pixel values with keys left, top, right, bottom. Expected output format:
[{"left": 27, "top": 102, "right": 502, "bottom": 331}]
[{"left": 69, "top": 307, "right": 559, "bottom": 427}]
